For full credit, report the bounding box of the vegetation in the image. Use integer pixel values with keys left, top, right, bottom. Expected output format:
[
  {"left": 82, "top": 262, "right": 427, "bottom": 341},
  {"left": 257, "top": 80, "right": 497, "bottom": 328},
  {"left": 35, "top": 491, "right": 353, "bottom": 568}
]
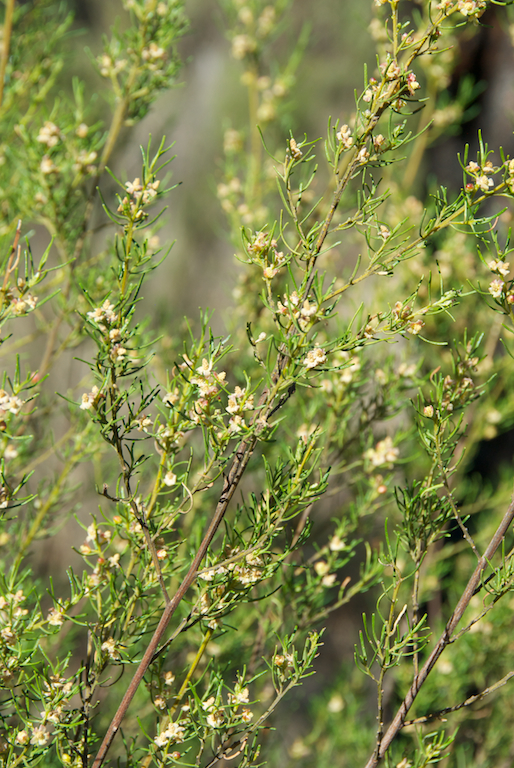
[{"left": 1, "top": 0, "right": 514, "bottom": 766}]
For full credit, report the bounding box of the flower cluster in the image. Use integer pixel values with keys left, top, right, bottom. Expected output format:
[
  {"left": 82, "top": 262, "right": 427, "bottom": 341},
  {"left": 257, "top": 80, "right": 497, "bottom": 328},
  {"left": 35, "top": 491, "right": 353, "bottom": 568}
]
[
  {"left": 303, "top": 346, "right": 327, "bottom": 370},
  {"left": 2, "top": 284, "right": 38, "bottom": 316},
  {"left": 276, "top": 290, "right": 321, "bottom": 330},
  {"left": 188, "top": 357, "right": 226, "bottom": 425},
  {"left": 79, "top": 385, "right": 100, "bottom": 411},
  {"left": 86, "top": 299, "right": 117, "bottom": 328},
  {"left": 487, "top": 258, "right": 513, "bottom": 303},
  {"left": 226, "top": 386, "right": 254, "bottom": 433},
  {"left": 314, "top": 559, "right": 337, "bottom": 588},
  {"left": 116, "top": 177, "right": 160, "bottom": 222},
  {"left": 336, "top": 123, "right": 354, "bottom": 149},
  {"left": 97, "top": 53, "right": 127, "bottom": 78},
  {"left": 465, "top": 160, "right": 497, "bottom": 193},
  {"left": 364, "top": 436, "right": 399, "bottom": 468},
  {"left": 0, "top": 390, "right": 25, "bottom": 419},
  {"left": 154, "top": 720, "right": 186, "bottom": 748},
  {"left": 36, "top": 122, "right": 61, "bottom": 148}
]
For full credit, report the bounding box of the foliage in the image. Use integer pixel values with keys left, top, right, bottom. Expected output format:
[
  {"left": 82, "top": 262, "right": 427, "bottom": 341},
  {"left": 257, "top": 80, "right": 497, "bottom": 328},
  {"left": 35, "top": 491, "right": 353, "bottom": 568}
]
[{"left": 1, "top": 0, "right": 514, "bottom": 767}]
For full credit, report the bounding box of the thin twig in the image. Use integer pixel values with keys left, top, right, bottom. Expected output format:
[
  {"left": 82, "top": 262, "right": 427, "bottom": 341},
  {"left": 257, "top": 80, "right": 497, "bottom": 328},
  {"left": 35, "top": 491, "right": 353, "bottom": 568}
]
[
  {"left": 403, "top": 671, "right": 514, "bottom": 726},
  {"left": 91, "top": 361, "right": 294, "bottom": 767},
  {"left": 0, "top": 0, "right": 15, "bottom": 109},
  {"left": 364, "top": 497, "right": 514, "bottom": 768}
]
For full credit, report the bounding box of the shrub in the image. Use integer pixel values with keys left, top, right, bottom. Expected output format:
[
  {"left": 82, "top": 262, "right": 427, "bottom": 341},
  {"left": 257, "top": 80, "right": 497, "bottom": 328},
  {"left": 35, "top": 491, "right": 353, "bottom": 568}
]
[{"left": 1, "top": 1, "right": 514, "bottom": 766}]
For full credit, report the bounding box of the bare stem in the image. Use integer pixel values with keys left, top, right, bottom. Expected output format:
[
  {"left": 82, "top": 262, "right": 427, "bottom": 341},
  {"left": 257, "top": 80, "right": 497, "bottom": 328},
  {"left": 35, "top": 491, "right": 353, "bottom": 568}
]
[{"left": 0, "top": 0, "right": 15, "bottom": 109}]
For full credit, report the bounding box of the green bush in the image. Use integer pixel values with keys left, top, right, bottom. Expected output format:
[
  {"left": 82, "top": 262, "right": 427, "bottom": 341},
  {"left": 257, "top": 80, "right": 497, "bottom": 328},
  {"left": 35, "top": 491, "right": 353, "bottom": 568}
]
[{"left": 1, "top": 1, "right": 514, "bottom": 766}]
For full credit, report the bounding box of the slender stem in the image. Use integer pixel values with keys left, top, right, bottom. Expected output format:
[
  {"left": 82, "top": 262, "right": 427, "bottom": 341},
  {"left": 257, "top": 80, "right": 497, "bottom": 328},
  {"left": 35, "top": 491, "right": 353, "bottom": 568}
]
[
  {"left": 364, "top": 498, "right": 514, "bottom": 768},
  {"left": 0, "top": 0, "right": 15, "bottom": 109},
  {"left": 403, "top": 671, "right": 514, "bottom": 726},
  {"left": 141, "top": 628, "right": 214, "bottom": 768}
]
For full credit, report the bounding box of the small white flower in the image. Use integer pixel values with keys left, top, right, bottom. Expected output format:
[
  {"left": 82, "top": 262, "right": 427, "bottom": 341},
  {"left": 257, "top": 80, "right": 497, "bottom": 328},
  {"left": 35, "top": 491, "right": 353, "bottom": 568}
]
[
  {"left": 37, "top": 121, "right": 61, "bottom": 147},
  {"left": 365, "top": 436, "right": 399, "bottom": 467},
  {"left": 101, "top": 637, "right": 120, "bottom": 660},
  {"left": 314, "top": 560, "right": 330, "bottom": 576},
  {"left": 336, "top": 124, "right": 354, "bottom": 149},
  {"left": 206, "top": 709, "right": 225, "bottom": 728},
  {"left": 303, "top": 347, "right": 327, "bottom": 369},
  {"left": 476, "top": 174, "right": 494, "bottom": 192},
  {"left": 329, "top": 535, "right": 346, "bottom": 552},
  {"left": 47, "top": 608, "right": 65, "bottom": 627},
  {"left": 202, "top": 696, "right": 216, "bottom": 712},
  {"left": 40, "top": 155, "right": 57, "bottom": 174},
  {"left": 488, "top": 259, "right": 510, "bottom": 277},
  {"left": 30, "top": 725, "right": 49, "bottom": 746},
  {"left": 163, "top": 471, "right": 177, "bottom": 487},
  {"left": 489, "top": 278, "right": 504, "bottom": 299},
  {"left": 407, "top": 319, "right": 424, "bottom": 335},
  {"left": 357, "top": 147, "right": 370, "bottom": 163}
]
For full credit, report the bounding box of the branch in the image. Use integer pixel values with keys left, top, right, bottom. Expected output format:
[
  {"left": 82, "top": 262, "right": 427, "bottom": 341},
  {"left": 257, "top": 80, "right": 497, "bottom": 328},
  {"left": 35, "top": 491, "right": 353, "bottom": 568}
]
[
  {"left": 91, "top": 355, "right": 293, "bottom": 768},
  {"left": 364, "top": 497, "right": 514, "bottom": 768},
  {"left": 403, "top": 671, "right": 514, "bottom": 726}
]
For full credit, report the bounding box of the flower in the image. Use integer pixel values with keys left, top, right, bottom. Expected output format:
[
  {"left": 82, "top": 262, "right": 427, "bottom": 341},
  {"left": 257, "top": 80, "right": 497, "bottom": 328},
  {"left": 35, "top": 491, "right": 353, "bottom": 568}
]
[
  {"left": 336, "top": 124, "right": 353, "bottom": 149},
  {"left": 87, "top": 299, "right": 117, "bottom": 326},
  {"left": 303, "top": 347, "right": 327, "bottom": 369},
  {"left": 229, "top": 685, "right": 250, "bottom": 705},
  {"left": 476, "top": 174, "right": 494, "bottom": 192},
  {"left": 142, "top": 42, "right": 165, "bottom": 61},
  {"left": 488, "top": 259, "right": 510, "bottom": 277},
  {"left": 47, "top": 608, "right": 65, "bottom": 626},
  {"left": 206, "top": 709, "right": 225, "bottom": 728},
  {"left": 16, "top": 730, "right": 29, "bottom": 745},
  {"left": 163, "top": 471, "right": 177, "bottom": 487},
  {"left": 101, "top": 637, "right": 120, "bottom": 660},
  {"left": 30, "top": 725, "right": 49, "bottom": 747},
  {"left": 40, "top": 155, "right": 57, "bottom": 174},
  {"left": 154, "top": 721, "right": 185, "bottom": 747},
  {"left": 365, "top": 436, "right": 399, "bottom": 467},
  {"left": 37, "top": 121, "right": 61, "bottom": 147},
  {"left": 407, "top": 319, "right": 424, "bottom": 335},
  {"left": 231, "top": 34, "right": 256, "bottom": 59},
  {"left": 202, "top": 696, "right": 216, "bottom": 712},
  {"left": 241, "top": 707, "right": 253, "bottom": 722},
  {"left": 489, "top": 279, "right": 504, "bottom": 299},
  {"left": 329, "top": 534, "right": 346, "bottom": 552},
  {"left": 406, "top": 72, "right": 421, "bottom": 95},
  {"left": 357, "top": 146, "right": 370, "bottom": 163}
]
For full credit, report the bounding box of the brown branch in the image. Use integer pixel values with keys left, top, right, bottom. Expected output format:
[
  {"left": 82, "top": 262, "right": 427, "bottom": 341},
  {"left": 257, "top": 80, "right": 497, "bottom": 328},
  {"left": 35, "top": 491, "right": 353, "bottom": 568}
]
[
  {"left": 91, "top": 435, "right": 257, "bottom": 768},
  {"left": 90, "top": 363, "right": 295, "bottom": 767},
  {"left": 403, "top": 671, "right": 514, "bottom": 726},
  {"left": 364, "top": 497, "right": 514, "bottom": 768}
]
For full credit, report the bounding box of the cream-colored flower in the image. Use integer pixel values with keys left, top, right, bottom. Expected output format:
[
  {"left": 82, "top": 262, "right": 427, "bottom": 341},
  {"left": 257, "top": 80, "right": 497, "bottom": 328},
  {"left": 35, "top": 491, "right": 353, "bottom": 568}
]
[
  {"left": 303, "top": 347, "right": 327, "bottom": 369},
  {"left": 365, "top": 436, "right": 399, "bottom": 467},
  {"left": 206, "top": 709, "right": 225, "bottom": 728},
  {"left": 37, "top": 121, "right": 61, "bottom": 147},
  {"left": 488, "top": 279, "right": 504, "bottom": 299},
  {"left": 30, "top": 725, "right": 49, "bottom": 746}
]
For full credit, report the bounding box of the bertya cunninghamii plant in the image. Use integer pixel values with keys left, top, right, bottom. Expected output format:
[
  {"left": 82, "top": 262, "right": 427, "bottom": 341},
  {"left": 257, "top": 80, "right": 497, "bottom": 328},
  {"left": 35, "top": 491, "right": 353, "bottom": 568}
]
[{"left": 2, "top": 0, "right": 514, "bottom": 766}]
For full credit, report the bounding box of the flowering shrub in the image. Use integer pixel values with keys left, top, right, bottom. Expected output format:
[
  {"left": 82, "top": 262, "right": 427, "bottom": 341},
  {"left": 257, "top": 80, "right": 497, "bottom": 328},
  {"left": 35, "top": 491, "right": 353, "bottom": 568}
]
[{"left": 2, "top": 0, "right": 514, "bottom": 767}]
